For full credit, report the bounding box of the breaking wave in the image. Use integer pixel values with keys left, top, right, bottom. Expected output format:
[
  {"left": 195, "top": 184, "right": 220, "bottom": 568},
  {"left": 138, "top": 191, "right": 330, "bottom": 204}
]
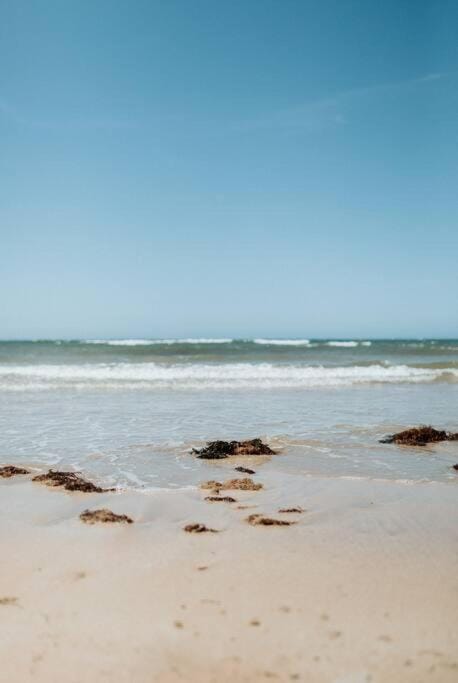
[
  {"left": 0, "top": 362, "right": 457, "bottom": 391},
  {"left": 253, "top": 339, "right": 311, "bottom": 346}
]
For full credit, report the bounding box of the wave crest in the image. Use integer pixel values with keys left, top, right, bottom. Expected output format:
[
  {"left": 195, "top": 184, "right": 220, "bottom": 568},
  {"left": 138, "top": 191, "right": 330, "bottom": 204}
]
[
  {"left": 253, "top": 339, "right": 310, "bottom": 346},
  {"left": 0, "top": 362, "right": 456, "bottom": 390}
]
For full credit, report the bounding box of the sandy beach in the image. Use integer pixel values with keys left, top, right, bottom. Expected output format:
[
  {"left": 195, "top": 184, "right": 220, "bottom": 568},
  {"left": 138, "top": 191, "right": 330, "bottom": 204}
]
[
  {"left": 3, "top": 0, "right": 458, "bottom": 678},
  {"left": 1, "top": 471, "right": 457, "bottom": 683}
]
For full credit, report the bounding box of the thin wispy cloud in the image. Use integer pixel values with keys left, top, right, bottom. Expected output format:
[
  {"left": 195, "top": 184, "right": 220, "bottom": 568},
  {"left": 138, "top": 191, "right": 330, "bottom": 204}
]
[
  {"left": 0, "top": 72, "right": 448, "bottom": 136},
  {"left": 234, "top": 72, "right": 447, "bottom": 133},
  {"left": 0, "top": 72, "right": 451, "bottom": 149}
]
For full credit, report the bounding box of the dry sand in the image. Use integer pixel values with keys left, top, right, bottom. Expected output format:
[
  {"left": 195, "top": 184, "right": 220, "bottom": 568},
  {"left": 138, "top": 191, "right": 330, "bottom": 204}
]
[{"left": 1, "top": 474, "right": 457, "bottom": 682}]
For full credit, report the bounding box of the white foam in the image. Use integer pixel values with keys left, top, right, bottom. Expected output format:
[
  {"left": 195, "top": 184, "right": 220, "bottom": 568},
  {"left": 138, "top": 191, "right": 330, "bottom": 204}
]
[
  {"left": 84, "top": 338, "right": 233, "bottom": 346},
  {"left": 85, "top": 339, "right": 155, "bottom": 346},
  {"left": 0, "top": 362, "right": 456, "bottom": 390},
  {"left": 326, "top": 341, "right": 359, "bottom": 347},
  {"left": 253, "top": 339, "right": 311, "bottom": 346}
]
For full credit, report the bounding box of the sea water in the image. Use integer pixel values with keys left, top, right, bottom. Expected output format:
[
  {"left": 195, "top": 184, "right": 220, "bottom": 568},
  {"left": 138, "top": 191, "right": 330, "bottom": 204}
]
[{"left": 0, "top": 339, "right": 457, "bottom": 489}]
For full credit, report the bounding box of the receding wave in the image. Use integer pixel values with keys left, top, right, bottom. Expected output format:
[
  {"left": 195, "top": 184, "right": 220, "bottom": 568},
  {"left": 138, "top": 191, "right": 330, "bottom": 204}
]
[{"left": 0, "top": 362, "right": 457, "bottom": 390}]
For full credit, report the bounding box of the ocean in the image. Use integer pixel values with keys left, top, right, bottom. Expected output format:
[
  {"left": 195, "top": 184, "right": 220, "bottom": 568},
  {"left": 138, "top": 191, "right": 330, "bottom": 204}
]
[{"left": 1, "top": 338, "right": 457, "bottom": 489}]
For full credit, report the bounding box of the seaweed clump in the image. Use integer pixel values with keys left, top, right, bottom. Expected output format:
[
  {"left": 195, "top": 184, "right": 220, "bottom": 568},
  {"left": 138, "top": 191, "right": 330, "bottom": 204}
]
[
  {"left": 204, "top": 495, "right": 237, "bottom": 503},
  {"left": 246, "top": 514, "right": 295, "bottom": 527},
  {"left": 0, "top": 597, "right": 18, "bottom": 606},
  {"left": 235, "top": 466, "right": 256, "bottom": 474},
  {"left": 33, "top": 470, "right": 114, "bottom": 493},
  {"left": 380, "top": 426, "right": 458, "bottom": 447},
  {"left": 278, "top": 507, "right": 304, "bottom": 514},
  {"left": 201, "top": 478, "right": 263, "bottom": 492},
  {"left": 0, "top": 465, "right": 30, "bottom": 479},
  {"left": 80, "top": 509, "right": 133, "bottom": 524},
  {"left": 452, "top": 464, "right": 458, "bottom": 471},
  {"left": 184, "top": 523, "right": 219, "bottom": 533},
  {"left": 192, "top": 438, "right": 275, "bottom": 459}
]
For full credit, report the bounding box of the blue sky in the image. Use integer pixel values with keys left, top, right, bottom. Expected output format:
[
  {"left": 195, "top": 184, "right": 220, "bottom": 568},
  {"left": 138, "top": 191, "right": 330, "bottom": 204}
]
[{"left": 1, "top": 0, "right": 457, "bottom": 339}]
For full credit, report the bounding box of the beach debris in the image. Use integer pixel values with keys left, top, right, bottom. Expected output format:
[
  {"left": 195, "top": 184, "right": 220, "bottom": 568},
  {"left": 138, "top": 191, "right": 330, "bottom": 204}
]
[
  {"left": 174, "top": 620, "right": 184, "bottom": 629},
  {"left": 73, "top": 571, "right": 87, "bottom": 580},
  {"left": 249, "top": 619, "right": 261, "bottom": 626},
  {"left": 184, "top": 523, "right": 219, "bottom": 533},
  {"left": 201, "top": 477, "right": 263, "bottom": 492},
  {"left": 235, "top": 466, "right": 256, "bottom": 474},
  {"left": 204, "top": 495, "right": 237, "bottom": 503},
  {"left": 378, "top": 634, "right": 393, "bottom": 643},
  {"left": 192, "top": 438, "right": 275, "bottom": 459},
  {"left": 32, "top": 469, "right": 114, "bottom": 493},
  {"left": 246, "top": 513, "right": 295, "bottom": 527},
  {"left": 380, "top": 426, "right": 458, "bottom": 446},
  {"left": 221, "top": 477, "right": 262, "bottom": 491},
  {"left": 278, "top": 507, "right": 304, "bottom": 514},
  {"left": 80, "top": 509, "right": 133, "bottom": 524},
  {"left": 0, "top": 465, "right": 30, "bottom": 478},
  {"left": 0, "top": 597, "right": 18, "bottom": 606},
  {"left": 201, "top": 480, "right": 223, "bottom": 490}
]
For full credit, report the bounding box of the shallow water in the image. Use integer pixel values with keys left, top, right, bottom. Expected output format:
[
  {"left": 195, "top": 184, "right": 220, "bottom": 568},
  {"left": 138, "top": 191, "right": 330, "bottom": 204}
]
[{"left": 1, "top": 339, "right": 457, "bottom": 488}]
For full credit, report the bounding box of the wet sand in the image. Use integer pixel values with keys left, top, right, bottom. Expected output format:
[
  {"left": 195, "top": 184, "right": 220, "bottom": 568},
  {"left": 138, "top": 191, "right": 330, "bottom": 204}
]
[{"left": 1, "top": 475, "right": 457, "bottom": 682}]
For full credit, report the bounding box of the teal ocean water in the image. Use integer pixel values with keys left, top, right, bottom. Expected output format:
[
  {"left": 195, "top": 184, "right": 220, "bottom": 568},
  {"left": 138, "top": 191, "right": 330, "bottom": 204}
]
[{"left": 1, "top": 339, "right": 457, "bottom": 488}]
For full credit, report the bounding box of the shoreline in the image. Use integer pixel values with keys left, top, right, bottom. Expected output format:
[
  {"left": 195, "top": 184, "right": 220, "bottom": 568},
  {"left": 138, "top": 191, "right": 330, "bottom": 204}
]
[{"left": 1, "top": 475, "right": 457, "bottom": 682}]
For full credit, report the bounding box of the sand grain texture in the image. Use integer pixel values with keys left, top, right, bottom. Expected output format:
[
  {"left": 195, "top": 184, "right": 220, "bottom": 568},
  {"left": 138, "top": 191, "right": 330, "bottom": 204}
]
[{"left": 1, "top": 477, "right": 457, "bottom": 683}]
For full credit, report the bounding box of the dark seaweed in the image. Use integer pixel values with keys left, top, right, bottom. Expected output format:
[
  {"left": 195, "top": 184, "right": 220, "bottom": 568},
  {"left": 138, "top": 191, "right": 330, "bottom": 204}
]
[
  {"left": 80, "top": 509, "right": 133, "bottom": 524},
  {"left": 184, "top": 523, "right": 219, "bottom": 533},
  {"left": 0, "top": 465, "right": 30, "bottom": 479},
  {"left": 33, "top": 470, "right": 114, "bottom": 493},
  {"left": 246, "top": 514, "right": 295, "bottom": 527},
  {"left": 204, "top": 495, "right": 237, "bottom": 503},
  {"left": 380, "top": 426, "right": 458, "bottom": 446},
  {"left": 235, "top": 466, "right": 256, "bottom": 474},
  {"left": 192, "top": 438, "right": 275, "bottom": 459}
]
